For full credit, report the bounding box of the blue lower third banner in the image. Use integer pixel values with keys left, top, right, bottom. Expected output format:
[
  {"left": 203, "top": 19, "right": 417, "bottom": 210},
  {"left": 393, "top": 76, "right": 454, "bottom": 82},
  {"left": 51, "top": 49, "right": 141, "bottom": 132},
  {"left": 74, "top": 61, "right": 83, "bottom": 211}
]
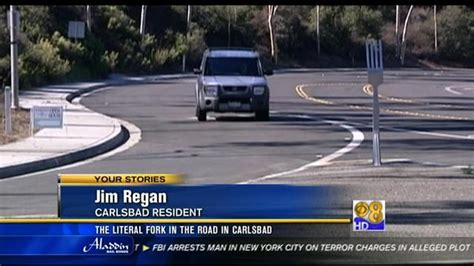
[
  {"left": 0, "top": 223, "right": 473, "bottom": 264},
  {"left": 59, "top": 185, "right": 341, "bottom": 219}
]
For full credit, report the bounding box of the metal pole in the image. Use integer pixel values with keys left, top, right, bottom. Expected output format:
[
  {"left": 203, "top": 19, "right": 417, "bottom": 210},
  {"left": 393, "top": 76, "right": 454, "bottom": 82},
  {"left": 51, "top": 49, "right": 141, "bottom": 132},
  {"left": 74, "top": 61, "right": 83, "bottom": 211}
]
[
  {"left": 86, "top": 5, "right": 91, "bottom": 32},
  {"left": 372, "top": 84, "right": 381, "bottom": 166},
  {"left": 9, "top": 5, "right": 19, "bottom": 109},
  {"left": 182, "top": 5, "right": 191, "bottom": 73},
  {"left": 140, "top": 5, "right": 147, "bottom": 36},
  {"left": 316, "top": 5, "right": 320, "bottom": 56},
  {"left": 401, "top": 5, "right": 414, "bottom": 65},
  {"left": 227, "top": 6, "right": 231, "bottom": 47},
  {"left": 395, "top": 5, "right": 400, "bottom": 57},
  {"left": 4, "top": 86, "right": 12, "bottom": 135},
  {"left": 434, "top": 5, "right": 438, "bottom": 52},
  {"left": 30, "top": 106, "right": 34, "bottom": 137}
]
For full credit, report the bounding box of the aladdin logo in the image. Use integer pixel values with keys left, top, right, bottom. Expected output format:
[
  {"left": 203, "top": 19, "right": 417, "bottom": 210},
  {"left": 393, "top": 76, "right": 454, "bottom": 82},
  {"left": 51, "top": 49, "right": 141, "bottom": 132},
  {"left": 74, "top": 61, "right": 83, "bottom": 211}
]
[{"left": 83, "top": 237, "right": 130, "bottom": 254}]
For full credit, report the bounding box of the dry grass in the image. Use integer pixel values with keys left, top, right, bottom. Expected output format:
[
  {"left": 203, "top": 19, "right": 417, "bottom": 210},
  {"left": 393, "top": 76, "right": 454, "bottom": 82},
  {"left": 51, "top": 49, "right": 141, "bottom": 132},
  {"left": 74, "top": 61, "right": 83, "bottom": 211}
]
[{"left": 0, "top": 92, "right": 31, "bottom": 145}]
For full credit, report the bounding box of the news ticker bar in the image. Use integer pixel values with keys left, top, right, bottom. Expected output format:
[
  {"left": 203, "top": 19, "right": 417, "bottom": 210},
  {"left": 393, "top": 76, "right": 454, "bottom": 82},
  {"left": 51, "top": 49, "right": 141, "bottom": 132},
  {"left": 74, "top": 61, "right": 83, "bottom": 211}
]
[
  {"left": 58, "top": 174, "right": 184, "bottom": 185},
  {"left": 0, "top": 218, "right": 351, "bottom": 224}
]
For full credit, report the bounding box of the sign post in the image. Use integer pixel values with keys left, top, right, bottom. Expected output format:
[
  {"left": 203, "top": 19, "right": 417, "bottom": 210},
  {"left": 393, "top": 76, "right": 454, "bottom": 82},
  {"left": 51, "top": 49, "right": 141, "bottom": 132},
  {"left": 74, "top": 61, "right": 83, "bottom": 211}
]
[
  {"left": 4, "top": 86, "right": 12, "bottom": 135},
  {"left": 8, "top": 6, "right": 20, "bottom": 109},
  {"left": 365, "top": 39, "right": 384, "bottom": 166}
]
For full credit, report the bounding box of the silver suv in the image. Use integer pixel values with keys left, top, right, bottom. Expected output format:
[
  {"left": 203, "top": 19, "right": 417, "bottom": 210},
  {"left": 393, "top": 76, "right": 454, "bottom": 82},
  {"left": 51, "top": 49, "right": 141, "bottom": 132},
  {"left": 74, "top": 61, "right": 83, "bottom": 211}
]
[{"left": 193, "top": 48, "right": 272, "bottom": 121}]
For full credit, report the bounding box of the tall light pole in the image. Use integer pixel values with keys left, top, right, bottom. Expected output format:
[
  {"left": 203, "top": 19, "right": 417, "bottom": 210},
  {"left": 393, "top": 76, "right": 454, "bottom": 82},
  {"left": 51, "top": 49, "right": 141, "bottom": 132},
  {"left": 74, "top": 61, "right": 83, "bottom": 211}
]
[
  {"left": 9, "top": 5, "right": 19, "bottom": 109},
  {"left": 140, "top": 5, "right": 147, "bottom": 36}
]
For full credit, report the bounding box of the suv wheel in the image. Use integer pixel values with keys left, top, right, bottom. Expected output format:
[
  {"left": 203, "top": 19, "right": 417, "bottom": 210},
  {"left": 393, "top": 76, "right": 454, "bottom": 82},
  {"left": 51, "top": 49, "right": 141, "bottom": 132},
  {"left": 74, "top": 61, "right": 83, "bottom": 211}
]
[
  {"left": 196, "top": 105, "right": 207, "bottom": 121},
  {"left": 255, "top": 109, "right": 269, "bottom": 121}
]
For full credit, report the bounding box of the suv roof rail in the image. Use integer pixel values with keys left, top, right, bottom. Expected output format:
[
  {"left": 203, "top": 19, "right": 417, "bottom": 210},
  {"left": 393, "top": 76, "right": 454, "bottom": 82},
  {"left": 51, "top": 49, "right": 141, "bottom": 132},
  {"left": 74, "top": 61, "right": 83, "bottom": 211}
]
[{"left": 207, "top": 47, "right": 256, "bottom": 52}]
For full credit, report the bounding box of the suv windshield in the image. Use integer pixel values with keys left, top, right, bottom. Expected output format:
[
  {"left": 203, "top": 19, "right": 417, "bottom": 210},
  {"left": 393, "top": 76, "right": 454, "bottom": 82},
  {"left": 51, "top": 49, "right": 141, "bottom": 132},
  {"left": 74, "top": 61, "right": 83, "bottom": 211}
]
[{"left": 204, "top": 57, "right": 262, "bottom": 76}]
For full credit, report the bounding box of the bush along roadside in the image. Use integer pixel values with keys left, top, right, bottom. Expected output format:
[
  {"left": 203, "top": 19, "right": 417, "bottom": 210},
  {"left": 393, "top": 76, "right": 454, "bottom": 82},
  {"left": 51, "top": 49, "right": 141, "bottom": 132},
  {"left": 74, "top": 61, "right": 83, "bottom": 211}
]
[{"left": 0, "top": 5, "right": 473, "bottom": 90}]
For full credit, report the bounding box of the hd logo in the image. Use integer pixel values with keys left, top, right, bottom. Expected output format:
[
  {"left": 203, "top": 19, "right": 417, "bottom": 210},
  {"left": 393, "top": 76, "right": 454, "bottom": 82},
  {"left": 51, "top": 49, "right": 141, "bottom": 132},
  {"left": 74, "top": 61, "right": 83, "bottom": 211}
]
[{"left": 353, "top": 200, "right": 385, "bottom": 231}]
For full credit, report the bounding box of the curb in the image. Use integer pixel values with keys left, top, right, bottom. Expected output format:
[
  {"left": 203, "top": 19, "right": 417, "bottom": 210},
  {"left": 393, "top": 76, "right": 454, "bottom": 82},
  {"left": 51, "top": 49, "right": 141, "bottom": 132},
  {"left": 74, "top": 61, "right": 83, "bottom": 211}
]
[
  {"left": 0, "top": 73, "right": 196, "bottom": 179},
  {"left": 0, "top": 126, "right": 129, "bottom": 179},
  {"left": 0, "top": 82, "right": 131, "bottom": 179}
]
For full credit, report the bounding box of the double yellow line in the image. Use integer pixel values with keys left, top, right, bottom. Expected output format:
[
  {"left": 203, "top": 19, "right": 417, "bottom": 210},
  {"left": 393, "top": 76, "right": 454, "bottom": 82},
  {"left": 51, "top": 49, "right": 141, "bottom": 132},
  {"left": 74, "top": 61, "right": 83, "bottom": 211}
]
[
  {"left": 362, "top": 84, "right": 415, "bottom": 104},
  {"left": 295, "top": 84, "right": 335, "bottom": 105},
  {"left": 296, "top": 83, "right": 469, "bottom": 121}
]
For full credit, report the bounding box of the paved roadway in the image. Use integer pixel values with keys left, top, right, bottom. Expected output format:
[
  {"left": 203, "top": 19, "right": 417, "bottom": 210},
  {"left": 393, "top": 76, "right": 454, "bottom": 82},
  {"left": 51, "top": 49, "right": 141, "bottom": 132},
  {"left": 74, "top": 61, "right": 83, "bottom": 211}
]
[{"left": 1, "top": 68, "right": 473, "bottom": 237}]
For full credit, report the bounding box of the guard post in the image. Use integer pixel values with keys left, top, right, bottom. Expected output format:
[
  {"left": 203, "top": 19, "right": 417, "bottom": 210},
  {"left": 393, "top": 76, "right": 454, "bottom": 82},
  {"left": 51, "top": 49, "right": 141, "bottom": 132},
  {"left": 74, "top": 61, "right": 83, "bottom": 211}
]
[
  {"left": 365, "top": 39, "right": 384, "bottom": 166},
  {"left": 4, "top": 86, "right": 12, "bottom": 135}
]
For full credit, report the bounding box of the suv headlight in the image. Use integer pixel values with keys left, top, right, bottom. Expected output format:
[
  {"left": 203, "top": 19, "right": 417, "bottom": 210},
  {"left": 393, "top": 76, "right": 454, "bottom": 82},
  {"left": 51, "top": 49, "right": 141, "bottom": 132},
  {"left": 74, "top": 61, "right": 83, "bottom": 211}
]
[
  {"left": 253, "top": 86, "right": 266, "bottom": 95},
  {"left": 204, "top": 85, "right": 218, "bottom": 96}
]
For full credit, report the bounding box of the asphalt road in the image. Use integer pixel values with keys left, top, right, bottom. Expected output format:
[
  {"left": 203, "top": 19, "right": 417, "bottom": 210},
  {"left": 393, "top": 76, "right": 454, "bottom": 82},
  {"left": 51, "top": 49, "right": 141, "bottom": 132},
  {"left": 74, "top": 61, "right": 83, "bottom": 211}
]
[{"left": 1, "top": 68, "right": 473, "bottom": 237}]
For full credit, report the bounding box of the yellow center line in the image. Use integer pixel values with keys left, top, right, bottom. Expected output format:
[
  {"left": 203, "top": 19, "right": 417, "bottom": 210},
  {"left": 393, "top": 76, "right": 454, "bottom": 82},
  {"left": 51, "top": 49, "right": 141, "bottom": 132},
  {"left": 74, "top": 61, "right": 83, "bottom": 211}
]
[
  {"left": 362, "top": 84, "right": 470, "bottom": 110},
  {"left": 295, "top": 83, "right": 470, "bottom": 121},
  {"left": 362, "top": 85, "right": 415, "bottom": 104}
]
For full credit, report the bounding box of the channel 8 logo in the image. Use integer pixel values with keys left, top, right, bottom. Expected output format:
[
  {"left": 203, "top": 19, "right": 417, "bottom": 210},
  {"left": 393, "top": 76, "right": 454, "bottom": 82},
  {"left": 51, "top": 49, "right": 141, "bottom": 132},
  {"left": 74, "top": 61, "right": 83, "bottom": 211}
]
[{"left": 353, "top": 200, "right": 385, "bottom": 231}]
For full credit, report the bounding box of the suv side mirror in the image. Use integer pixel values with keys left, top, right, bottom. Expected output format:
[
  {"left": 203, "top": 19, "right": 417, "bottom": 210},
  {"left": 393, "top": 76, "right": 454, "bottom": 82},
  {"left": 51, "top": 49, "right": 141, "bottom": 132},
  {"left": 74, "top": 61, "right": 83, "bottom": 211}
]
[
  {"left": 193, "top": 68, "right": 202, "bottom": 75},
  {"left": 264, "top": 69, "right": 273, "bottom": 76}
]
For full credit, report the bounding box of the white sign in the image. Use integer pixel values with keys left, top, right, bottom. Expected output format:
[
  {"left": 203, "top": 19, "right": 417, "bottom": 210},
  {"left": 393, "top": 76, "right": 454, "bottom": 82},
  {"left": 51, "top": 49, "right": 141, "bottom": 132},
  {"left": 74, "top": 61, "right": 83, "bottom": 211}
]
[
  {"left": 31, "top": 106, "right": 64, "bottom": 129},
  {"left": 7, "top": 10, "right": 20, "bottom": 32},
  {"left": 68, "top": 21, "right": 85, "bottom": 39}
]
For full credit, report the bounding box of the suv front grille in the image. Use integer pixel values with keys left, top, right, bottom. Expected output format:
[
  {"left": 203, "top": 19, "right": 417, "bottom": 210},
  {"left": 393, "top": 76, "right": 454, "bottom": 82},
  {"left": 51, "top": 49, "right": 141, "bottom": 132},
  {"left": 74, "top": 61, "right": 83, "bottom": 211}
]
[{"left": 222, "top": 86, "right": 248, "bottom": 94}]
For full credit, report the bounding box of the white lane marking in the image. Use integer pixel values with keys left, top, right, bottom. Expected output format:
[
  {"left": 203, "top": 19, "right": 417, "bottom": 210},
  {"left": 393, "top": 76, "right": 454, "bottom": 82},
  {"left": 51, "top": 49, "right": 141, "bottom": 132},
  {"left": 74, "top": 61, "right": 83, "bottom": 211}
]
[
  {"left": 0, "top": 91, "right": 142, "bottom": 183},
  {"left": 187, "top": 116, "right": 216, "bottom": 121},
  {"left": 239, "top": 113, "right": 364, "bottom": 184},
  {"left": 395, "top": 127, "right": 473, "bottom": 140},
  {"left": 346, "top": 119, "right": 473, "bottom": 141},
  {"left": 445, "top": 86, "right": 462, "bottom": 95},
  {"left": 444, "top": 86, "right": 474, "bottom": 95}
]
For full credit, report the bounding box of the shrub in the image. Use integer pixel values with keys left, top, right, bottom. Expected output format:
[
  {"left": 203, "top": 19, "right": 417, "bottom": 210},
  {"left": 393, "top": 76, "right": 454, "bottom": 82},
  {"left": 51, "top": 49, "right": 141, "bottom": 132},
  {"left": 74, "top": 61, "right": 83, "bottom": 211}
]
[
  {"left": 19, "top": 38, "right": 71, "bottom": 88},
  {"left": 102, "top": 50, "right": 119, "bottom": 72},
  {"left": 50, "top": 31, "right": 86, "bottom": 63},
  {"left": 438, "top": 6, "right": 474, "bottom": 61}
]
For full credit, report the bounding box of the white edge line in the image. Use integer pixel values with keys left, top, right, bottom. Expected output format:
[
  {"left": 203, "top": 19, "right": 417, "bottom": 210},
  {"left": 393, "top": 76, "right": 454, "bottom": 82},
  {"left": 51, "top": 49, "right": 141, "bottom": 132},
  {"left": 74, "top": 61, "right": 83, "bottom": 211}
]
[
  {"left": 238, "top": 113, "right": 364, "bottom": 184},
  {"left": 445, "top": 86, "right": 463, "bottom": 95}
]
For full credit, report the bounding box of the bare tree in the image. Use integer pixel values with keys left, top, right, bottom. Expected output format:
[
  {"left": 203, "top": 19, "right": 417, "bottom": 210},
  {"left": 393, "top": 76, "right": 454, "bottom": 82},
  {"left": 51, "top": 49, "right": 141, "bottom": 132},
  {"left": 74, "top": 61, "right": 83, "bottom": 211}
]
[
  {"left": 316, "top": 5, "right": 320, "bottom": 56},
  {"left": 434, "top": 5, "right": 438, "bottom": 52},
  {"left": 267, "top": 5, "right": 279, "bottom": 65},
  {"left": 400, "top": 5, "right": 414, "bottom": 65}
]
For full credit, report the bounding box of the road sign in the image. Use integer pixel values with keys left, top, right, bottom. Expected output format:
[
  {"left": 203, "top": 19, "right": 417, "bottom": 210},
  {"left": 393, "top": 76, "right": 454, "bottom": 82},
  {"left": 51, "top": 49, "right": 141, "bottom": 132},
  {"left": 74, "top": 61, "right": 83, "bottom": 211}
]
[
  {"left": 365, "top": 39, "right": 384, "bottom": 167},
  {"left": 31, "top": 106, "right": 64, "bottom": 133},
  {"left": 6, "top": 9, "right": 20, "bottom": 34},
  {"left": 68, "top": 21, "right": 85, "bottom": 40}
]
